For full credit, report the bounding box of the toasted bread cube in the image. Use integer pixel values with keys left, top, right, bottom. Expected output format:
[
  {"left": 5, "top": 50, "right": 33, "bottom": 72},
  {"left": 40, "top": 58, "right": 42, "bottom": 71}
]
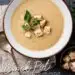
[
  {"left": 63, "top": 63, "right": 69, "bottom": 70},
  {"left": 25, "top": 31, "right": 31, "bottom": 38},
  {"left": 70, "top": 62, "right": 75, "bottom": 72},
  {"left": 34, "top": 15, "right": 43, "bottom": 20},
  {"left": 40, "top": 20, "right": 47, "bottom": 27},
  {"left": 44, "top": 25, "right": 51, "bottom": 34},
  {"left": 63, "top": 55, "right": 70, "bottom": 63},
  {"left": 69, "top": 52, "right": 75, "bottom": 60},
  {"left": 34, "top": 28, "right": 43, "bottom": 37}
]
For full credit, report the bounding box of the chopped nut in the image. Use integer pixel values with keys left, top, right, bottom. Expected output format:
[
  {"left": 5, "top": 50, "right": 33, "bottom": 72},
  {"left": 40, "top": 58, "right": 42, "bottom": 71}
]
[
  {"left": 25, "top": 31, "right": 31, "bottom": 38},
  {"left": 34, "top": 28, "right": 43, "bottom": 37},
  {"left": 44, "top": 25, "right": 51, "bottom": 35},
  {"left": 34, "top": 15, "right": 43, "bottom": 20},
  {"left": 40, "top": 20, "right": 47, "bottom": 27},
  {"left": 63, "top": 55, "right": 70, "bottom": 63},
  {"left": 69, "top": 52, "right": 75, "bottom": 60},
  {"left": 63, "top": 63, "right": 69, "bottom": 70},
  {"left": 70, "top": 62, "right": 75, "bottom": 72}
]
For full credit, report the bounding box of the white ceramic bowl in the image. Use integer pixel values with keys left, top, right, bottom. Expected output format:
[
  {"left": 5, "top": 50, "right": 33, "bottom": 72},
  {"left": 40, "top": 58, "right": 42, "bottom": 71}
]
[{"left": 4, "top": 0, "right": 72, "bottom": 58}]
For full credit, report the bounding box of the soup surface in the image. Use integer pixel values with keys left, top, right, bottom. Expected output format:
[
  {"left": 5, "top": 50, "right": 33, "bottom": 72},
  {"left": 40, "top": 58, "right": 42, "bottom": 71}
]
[{"left": 11, "top": 0, "right": 64, "bottom": 50}]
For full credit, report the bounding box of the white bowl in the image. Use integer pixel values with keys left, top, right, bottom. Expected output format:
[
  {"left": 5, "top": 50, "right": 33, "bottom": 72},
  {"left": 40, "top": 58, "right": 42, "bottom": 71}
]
[{"left": 4, "top": 0, "right": 72, "bottom": 58}]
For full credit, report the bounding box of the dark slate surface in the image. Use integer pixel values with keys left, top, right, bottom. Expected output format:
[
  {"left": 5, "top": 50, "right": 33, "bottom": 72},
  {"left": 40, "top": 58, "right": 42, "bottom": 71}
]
[
  {"left": 0, "top": 0, "right": 75, "bottom": 75},
  {"left": 41, "top": 0, "right": 75, "bottom": 75},
  {"left": 0, "top": 0, "right": 9, "bottom": 5}
]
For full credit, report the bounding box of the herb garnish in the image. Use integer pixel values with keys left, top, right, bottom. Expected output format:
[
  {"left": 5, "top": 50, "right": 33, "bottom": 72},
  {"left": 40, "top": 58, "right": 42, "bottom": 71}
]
[
  {"left": 32, "top": 18, "right": 40, "bottom": 26},
  {"left": 22, "top": 24, "right": 31, "bottom": 31},
  {"left": 24, "top": 10, "right": 32, "bottom": 23},
  {"left": 22, "top": 10, "right": 41, "bottom": 31},
  {"left": 31, "top": 18, "right": 40, "bottom": 30}
]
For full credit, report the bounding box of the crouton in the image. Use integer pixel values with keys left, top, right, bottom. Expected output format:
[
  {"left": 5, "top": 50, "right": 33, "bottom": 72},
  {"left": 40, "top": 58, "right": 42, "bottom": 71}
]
[
  {"left": 25, "top": 31, "right": 31, "bottom": 38},
  {"left": 40, "top": 20, "right": 47, "bottom": 27},
  {"left": 44, "top": 25, "right": 51, "bottom": 35},
  {"left": 63, "top": 55, "right": 70, "bottom": 63},
  {"left": 70, "top": 62, "right": 75, "bottom": 72},
  {"left": 34, "top": 28, "right": 43, "bottom": 37},
  {"left": 34, "top": 15, "right": 43, "bottom": 20},
  {"left": 63, "top": 63, "right": 69, "bottom": 70},
  {"left": 69, "top": 52, "right": 75, "bottom": 60}
]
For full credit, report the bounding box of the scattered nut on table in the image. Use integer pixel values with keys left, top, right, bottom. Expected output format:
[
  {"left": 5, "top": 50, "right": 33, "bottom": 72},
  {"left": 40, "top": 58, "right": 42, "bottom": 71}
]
[
  {"left": 63, "top": 55, "right": 70, "bottom": 63},
  {"left": 62, "top": 51, "right": 75, "bottom": 72},
  {"left": 70, "top": 62, "right": 75, "bottom": 72},
  {"left": 69, "top": 52, "right": 75, "bottom": 60},
  {"left": 63, "top": 63, "right": 70, "bottom": 70}
]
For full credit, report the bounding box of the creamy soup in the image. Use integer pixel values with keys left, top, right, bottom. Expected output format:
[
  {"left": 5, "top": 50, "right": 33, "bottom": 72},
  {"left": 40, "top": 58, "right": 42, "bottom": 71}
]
[{"left": 11, "top": 0, "right": 64, "bottom": 50}]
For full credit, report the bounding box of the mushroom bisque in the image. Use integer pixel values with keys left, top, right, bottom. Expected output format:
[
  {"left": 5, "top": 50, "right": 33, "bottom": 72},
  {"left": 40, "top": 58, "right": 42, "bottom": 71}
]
[{"left": 11, "top": 0, "right": 64, "bottom": 51}]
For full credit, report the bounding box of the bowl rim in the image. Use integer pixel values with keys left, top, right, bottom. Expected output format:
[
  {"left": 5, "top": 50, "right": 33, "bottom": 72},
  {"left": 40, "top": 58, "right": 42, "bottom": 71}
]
[{"left": 3, "top": 0, "right": 72, "bottom": 58}]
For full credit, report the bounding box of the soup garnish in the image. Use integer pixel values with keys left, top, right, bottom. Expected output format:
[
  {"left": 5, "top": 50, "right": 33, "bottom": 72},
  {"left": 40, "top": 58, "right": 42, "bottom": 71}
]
[{"left": 22, "top": 10, "right": 51, "bottom": 38}]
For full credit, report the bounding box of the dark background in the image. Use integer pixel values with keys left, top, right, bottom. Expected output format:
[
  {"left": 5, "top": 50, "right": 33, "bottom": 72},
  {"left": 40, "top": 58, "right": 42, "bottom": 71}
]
[
  {"left": 49, "top": 0, "right": 75, "bottom": 75},
  {"left": 42, "top": 0, "right": 75, "bottom": 75},
  {"left": 0, "top": 0, "right": 9, "bottom": 5},
  {"left": 0, "top": 0, "right": 75, "bottom": 75}
]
